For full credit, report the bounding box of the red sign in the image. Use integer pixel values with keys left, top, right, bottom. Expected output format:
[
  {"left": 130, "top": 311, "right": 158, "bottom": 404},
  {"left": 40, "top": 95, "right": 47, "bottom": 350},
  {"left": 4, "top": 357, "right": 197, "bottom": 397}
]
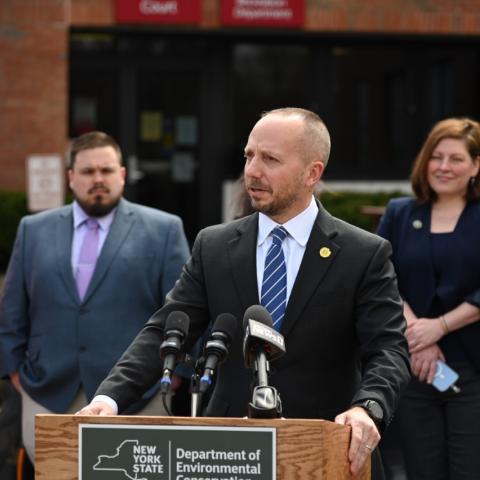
[
  {"left": 115, "top": 0, "right": 202, "bottom": 25},
  {"left": 221, "top": 0, "right": 304, "bottom": 27}
]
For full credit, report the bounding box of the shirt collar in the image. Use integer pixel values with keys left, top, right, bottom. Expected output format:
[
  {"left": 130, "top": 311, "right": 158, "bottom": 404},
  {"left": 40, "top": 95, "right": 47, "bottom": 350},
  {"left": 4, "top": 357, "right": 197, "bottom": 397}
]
[
  {"left": 72, "top": 201, "right": 116, "bottom": 231},
  {"left": 257, "top": 196, "right": 318, "bottom": 247}
]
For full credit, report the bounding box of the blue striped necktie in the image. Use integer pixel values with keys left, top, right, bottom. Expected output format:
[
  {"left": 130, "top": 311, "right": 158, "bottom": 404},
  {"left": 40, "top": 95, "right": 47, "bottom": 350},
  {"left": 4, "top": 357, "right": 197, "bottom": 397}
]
[{"left": 261, "top": 226, "right": 288, "bottom": 331}]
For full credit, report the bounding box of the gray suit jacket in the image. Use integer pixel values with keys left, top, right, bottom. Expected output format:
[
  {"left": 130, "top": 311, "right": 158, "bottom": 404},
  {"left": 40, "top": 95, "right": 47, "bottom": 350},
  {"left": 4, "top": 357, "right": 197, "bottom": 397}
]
[
  {"left": 97, "top": 204, "right": 410, "bottom": 427},
  {"left": 0, "top": 198, "right": 189, "bottom": 412}
]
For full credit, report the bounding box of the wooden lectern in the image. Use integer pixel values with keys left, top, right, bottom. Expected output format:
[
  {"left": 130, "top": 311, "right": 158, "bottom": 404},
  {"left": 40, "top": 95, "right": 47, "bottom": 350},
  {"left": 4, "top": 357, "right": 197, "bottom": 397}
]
[{"left": 36, "top": 414, "right": 370, "bottom": 479}]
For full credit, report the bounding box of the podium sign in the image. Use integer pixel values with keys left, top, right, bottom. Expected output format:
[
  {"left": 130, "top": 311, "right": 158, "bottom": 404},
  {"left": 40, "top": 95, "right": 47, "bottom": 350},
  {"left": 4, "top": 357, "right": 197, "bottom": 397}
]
[
  {"left": 36, "top": 415, "right": 369, "bottom": 479},
  {"left": 79, "top": 424, "right": 275, "bottom": 480}
]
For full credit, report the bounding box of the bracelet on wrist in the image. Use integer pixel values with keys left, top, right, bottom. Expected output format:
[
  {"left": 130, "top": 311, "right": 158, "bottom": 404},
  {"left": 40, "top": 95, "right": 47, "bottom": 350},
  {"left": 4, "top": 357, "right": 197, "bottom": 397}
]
[{"left": 439, "top": 315, "right": 449, "bottom": 335}]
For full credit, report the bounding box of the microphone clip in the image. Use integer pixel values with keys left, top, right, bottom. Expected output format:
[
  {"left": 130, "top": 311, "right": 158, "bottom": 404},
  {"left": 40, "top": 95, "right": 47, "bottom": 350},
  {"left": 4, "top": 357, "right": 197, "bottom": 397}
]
[{"left": 248, "top": 385, "right": 283, "bottom": 418}]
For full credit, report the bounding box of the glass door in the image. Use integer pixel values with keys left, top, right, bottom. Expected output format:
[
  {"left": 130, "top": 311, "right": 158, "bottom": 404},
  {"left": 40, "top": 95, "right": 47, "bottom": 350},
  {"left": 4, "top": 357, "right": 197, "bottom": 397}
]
[{"left": 134, "top": 68, "right": 201, "bottom": 241}]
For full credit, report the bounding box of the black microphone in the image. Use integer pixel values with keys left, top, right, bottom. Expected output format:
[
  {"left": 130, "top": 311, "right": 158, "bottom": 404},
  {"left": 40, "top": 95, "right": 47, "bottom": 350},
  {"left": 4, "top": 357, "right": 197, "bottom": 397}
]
[
  {"left": 242, "top": 305, "right": 286, "bottom": 418},
  {"left": 242, "top": 305, "right": 286, "bottom": 372},
  {"left": 199, "top": 313, "right": 237, "bottom": 394},
  {"left": 159, "top": 311, "right": 190, "bottom": 394}
]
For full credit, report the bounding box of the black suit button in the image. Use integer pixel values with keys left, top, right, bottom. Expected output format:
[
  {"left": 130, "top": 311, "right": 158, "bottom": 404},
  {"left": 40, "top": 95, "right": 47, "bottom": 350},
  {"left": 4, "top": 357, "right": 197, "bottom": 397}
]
[{"left": 79, "top": 346, "right": 87, "bottom": 352}]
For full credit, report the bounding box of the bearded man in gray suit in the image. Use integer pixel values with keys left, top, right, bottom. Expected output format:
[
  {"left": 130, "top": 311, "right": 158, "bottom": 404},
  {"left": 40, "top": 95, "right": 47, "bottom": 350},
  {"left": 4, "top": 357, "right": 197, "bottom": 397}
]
[{"left": 0, "top": 131, "right": 190, "bottom": 462}]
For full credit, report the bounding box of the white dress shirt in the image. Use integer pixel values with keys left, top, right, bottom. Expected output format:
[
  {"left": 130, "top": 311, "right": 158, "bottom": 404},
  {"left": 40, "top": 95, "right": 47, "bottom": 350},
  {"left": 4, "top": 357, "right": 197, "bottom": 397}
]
[{"left": 256, "top": 196, "right": 318, "bottom": 303}]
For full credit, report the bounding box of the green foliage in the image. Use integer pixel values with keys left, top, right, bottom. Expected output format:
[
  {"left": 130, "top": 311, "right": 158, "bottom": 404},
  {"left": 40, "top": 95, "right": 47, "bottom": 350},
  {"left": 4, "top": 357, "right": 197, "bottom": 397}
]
[
  {"left": 0, "top": 190, "right": 28, "bottom": 271},
  {"left": 318, "top": 190, "right": 408, "bottom": 232}
]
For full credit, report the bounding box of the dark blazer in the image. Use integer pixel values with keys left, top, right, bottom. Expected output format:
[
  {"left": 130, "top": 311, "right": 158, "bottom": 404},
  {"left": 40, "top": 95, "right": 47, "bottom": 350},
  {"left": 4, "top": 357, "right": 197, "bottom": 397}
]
[
  {"left": 377, "top": 197, "right": 480, "bottom": 367},
  {"left": 98, "top": 203, "right": 410, "bottom": 426},
  {"left": 0, "top": 199, "right": 190, "bottom": 412}
]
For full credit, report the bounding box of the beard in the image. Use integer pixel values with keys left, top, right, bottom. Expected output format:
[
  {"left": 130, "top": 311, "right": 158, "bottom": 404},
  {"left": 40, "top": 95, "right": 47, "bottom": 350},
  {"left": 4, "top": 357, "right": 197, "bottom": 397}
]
[
  {"left": 246, "top": 176, "right": 304, "bottom": 219},
  {"left": 249, "top": 193, "right": 298, "bottom": 218},
  {"left": 75, "top": 193, "right": 121, "bottom": 217}
]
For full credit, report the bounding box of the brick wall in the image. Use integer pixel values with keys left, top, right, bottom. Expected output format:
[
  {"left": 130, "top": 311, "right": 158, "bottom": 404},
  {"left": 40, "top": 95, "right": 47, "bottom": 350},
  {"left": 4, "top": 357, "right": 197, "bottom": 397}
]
[
  {"left": 0, "top": 0, "right": 69, "bottom": 191},
  {"left": 70, "top": 0, "right": 114, "bottom": 26},
  {"left": 306, "top": 0, "right": 480, "bottom": 34},
  {"left": 1, "top": 0, "right": 480, "bottom": 192}
]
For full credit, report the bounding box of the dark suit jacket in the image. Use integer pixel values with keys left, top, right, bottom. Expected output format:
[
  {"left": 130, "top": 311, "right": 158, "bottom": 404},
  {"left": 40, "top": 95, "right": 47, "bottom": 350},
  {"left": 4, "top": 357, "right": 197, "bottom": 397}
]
[
  {"left": 98, "top": 203, "right": 410, "bottom": 427},
  {"left": 377, "top": 197, "right": 480, "bottom": 367},
  {"left": 0, "top": 198, "right": 189, "bottom": 412}
]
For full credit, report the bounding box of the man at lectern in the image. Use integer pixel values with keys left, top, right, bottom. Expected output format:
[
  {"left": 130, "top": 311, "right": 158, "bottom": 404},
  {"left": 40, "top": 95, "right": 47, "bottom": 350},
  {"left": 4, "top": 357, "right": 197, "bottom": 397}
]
[{"left": 78, "top": 108, "right": 410, "bottom": 478}]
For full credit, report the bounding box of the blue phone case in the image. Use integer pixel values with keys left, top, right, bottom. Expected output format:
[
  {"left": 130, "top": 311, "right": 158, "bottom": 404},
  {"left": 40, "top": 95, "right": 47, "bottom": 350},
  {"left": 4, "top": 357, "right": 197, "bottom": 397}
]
[{"left": 432, "top": 361, "right": 459, "bottom": 392}]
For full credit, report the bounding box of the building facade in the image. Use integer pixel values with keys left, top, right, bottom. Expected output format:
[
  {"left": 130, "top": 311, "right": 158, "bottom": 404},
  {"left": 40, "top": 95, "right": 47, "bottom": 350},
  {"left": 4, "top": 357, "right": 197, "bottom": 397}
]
[{"left": 2, "top": 0, "right": 480, "bottom": 239}]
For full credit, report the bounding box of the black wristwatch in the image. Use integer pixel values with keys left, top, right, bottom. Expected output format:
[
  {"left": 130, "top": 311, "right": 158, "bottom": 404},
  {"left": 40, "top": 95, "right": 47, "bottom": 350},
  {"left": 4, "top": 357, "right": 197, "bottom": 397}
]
[{"left": 356, "top": 400, "right": 384, "bottom": 429}]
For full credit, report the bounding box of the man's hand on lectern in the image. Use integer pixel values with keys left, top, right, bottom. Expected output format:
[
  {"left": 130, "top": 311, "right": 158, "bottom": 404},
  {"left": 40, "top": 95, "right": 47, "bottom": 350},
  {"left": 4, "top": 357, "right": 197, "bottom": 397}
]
[
  {"left": 335, "top": 406, "right": 380, "bottom": 476},
  {"left": 75, "top": 401, "right": 115, "bottom": 416}
]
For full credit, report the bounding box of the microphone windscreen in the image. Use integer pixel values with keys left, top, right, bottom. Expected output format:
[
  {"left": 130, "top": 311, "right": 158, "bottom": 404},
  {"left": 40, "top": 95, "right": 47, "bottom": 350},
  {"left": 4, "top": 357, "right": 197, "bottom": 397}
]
[
  {"left": 165, "top": 310, "right": 190, "bottom": 335},
  {"left": 242, "top": 305, "right": 273, "bottom": 330},
  {"left": 212, "top": 313, "right": 237, "bottom": 340}
]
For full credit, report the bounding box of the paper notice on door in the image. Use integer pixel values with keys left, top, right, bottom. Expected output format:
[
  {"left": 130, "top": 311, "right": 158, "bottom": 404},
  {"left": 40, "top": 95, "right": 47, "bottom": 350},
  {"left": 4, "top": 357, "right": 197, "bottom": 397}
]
[
  {"left": 140, "top": 111, "right": 163, "bottom": 142},
  {"left": 172, "top": 152, "right": 196, "bottom": 183},
  {"left": 176, "top": 115, "right": 197, "bottom": 146}
]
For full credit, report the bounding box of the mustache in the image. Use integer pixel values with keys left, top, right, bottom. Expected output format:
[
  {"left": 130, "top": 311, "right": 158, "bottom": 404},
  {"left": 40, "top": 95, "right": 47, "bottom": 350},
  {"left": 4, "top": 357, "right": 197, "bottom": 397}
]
[
  {"left": 245, "top": 181, "right": 271, "bottom": 191},
  {"left": 88, "top": 185, "right": 109, "bottom": 194}
]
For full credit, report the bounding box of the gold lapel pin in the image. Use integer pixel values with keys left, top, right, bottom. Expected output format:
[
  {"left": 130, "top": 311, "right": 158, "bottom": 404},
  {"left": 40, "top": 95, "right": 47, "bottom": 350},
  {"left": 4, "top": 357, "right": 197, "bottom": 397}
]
[
  {"left": 412, "top": 219, "right": 422, "bottom": 229},
  {"left": 319, "top": 247, "right": 331, "bottom": 258}
]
